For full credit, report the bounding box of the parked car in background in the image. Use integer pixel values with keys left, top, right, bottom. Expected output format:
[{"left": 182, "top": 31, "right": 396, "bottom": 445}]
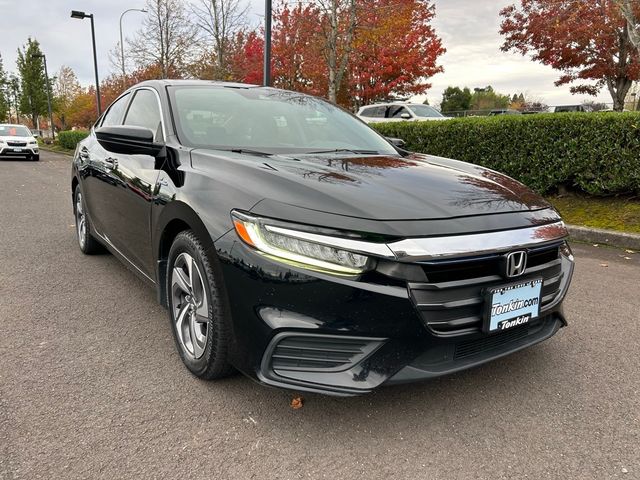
[
  {"left": 357, "top": 103, "right": 449, "bottom": 123},
  {"left": 554, "top": 105, "right": 591, "bottom": 113},
  {"left": 488, "top": 109, "right": 522, "bottom": 116},
  {"left": 71, "top": 80, "right": 574, "bottom": 396},
  {"left": 0, "top": 124, "right": 39, "bottom": 161}
]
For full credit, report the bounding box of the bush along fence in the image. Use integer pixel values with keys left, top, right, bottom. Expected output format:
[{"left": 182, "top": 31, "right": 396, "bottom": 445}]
[
  {"left": 57, "top": 130, "right": 90, "bottom": 150},
  {"left": 371, "top": 112, "right": 640, "bottom": 196}
]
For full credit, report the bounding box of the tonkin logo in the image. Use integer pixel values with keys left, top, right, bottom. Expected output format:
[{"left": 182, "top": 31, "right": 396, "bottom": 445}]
[{"left": 504, "top": 251, "right": 527, "bottom": 278}]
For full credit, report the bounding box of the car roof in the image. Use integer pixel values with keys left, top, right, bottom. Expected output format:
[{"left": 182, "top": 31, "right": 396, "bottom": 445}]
[{"left": 134, "top": 79, "right": 261, "bottom": 90}]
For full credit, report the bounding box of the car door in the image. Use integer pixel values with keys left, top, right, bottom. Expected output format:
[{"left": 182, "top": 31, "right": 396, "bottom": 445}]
[
  {"left": 81, "top": 92, "right": 132, "bottom": 237},
  {"left": 97, "top": 88, "right": 164, "bottom": 278}
]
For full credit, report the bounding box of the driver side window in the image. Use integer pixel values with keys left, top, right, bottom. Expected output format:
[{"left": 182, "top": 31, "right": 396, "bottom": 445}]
[
  {"left": 100, "top": 93, "right": 131, "bottom": 127},
  {"left": 124, "top": 89, "right": 164, "bottom": 142},
  {"left": 388, "top": 106, "right": 410, "bottom": 119}
]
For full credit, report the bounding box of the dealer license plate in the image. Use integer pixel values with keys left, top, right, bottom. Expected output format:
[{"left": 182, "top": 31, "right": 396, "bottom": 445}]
[{"left": 484, "top": 278, "right": 542, "bottom": 333}]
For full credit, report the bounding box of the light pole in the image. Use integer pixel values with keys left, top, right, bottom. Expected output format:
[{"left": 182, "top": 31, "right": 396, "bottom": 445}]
[
  {"left": 71, "top": 10, "right": 102, "bottom": 115},
  {"left": 119, "top": 8, "right": 147, "bottom": 78},
  {"left": 32, "top": 53, "right": 54, "bottom": 140},
  {"left": 263, "top": 0, "right": 272, "bottom": 86}
]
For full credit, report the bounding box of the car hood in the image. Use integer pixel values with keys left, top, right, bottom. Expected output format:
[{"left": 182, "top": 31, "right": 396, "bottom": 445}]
[
  {"left": 191, "top": 151, "right": 551, "bottom": 222},
  {"left": 0, "top": 136, "right": 34, "bottom": 142}
]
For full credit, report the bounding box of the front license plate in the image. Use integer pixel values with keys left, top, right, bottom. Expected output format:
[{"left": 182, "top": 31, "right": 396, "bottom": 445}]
[
  {"left": 13, "top": 148, "right": 23, "bottom": 152},
  {"left": 484, "top": 278, "right": 543, "bottom": 333}
]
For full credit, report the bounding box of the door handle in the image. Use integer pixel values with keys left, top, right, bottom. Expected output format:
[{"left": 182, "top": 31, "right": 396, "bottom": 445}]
[{"left": 104, "top": 157, "right": 118, "bottom": 169}]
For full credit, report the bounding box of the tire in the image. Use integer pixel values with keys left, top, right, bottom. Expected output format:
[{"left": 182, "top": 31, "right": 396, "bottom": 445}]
[
  {"left": 32, "top": 154, "right": 40, "bottom": 161},
  {"left": 73, "top": 186, "right": 102, "bottom": 254},
  {"left": 167, "top": 230, "right": 234, "bottom": 379}
]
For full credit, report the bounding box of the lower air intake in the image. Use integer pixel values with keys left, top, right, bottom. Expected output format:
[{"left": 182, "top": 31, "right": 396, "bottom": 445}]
[{"left": 269, "top": 334, "right": 384, "bottom": 373}]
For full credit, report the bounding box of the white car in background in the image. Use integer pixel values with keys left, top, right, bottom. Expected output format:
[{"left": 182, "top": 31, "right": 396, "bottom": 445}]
[
  {"left": 0, "top": 124, "right": 40, "bottom": 161},
  {"left": 357, "top": 103, "right": 450, "bottom": 124}
]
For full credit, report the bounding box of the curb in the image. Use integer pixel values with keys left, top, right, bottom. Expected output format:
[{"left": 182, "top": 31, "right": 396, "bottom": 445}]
[
  {"left": 39, "top": 146, "right": 73, "bottom": 157},
  {"left": 567, "top": 224, "right": 640, "bottom": 251}
]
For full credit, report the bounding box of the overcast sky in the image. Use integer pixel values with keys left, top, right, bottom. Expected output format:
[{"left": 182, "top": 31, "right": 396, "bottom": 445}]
[{"left": 0, "top": 0, "right": 612, "bottom": 107}]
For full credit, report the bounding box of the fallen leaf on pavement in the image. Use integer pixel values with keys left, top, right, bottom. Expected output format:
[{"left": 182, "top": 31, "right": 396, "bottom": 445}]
[
  {"left": 593, "top": 244, "right": 599, "bottom": 247},
  {"left": 290, "top": 397, "right": 304, "bottom": 410},
  {"left": 625, "top": 249, "right": 635, "bottom": 254},
  {"left": 600, "top": 263, "right": 608, "bottom": 267}
]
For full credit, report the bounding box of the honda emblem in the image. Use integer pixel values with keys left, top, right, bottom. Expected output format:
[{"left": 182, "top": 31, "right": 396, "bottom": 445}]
[{"left": 504, "top": 251, "right": 527, "bottom": 278}]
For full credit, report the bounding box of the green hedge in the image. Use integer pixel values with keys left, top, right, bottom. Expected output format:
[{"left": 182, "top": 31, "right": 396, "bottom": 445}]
[
  {"left": 372, "top": 113, "right": 640, "bottom": 196},
  {"left": 57, "top": 130, "right": 89, "bottom": 150}
]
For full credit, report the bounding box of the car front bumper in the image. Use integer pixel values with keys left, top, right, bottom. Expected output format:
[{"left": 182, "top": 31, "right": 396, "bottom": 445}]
[
  {"left": 215, "top": 230, "right": 574, "bottom": 396},
  {"left": 0, "top": 145, "right": 39, "bottom": 156}
]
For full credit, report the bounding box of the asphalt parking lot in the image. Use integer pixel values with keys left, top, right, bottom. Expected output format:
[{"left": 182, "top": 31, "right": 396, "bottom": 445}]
[{"left": 1, "top": 150, "right": 639, "bottom": 480}]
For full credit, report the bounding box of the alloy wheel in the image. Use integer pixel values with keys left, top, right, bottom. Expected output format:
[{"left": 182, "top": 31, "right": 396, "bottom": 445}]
[
  {"left": 171, "top": 252, "right": 209, "bottom": 359},
  {"left": 75, "top": 191, "right": 86, "bottom": 249}
]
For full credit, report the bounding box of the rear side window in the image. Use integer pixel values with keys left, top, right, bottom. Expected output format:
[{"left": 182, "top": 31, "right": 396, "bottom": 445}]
[
  {"left": 101, "top": 93, "right": 131, "bottom": 127},
  {"left": 124, "top": 89, "right": 163, "bottom": 141},
  {"left": 361, "top": 106, "right": 385, "bottom": 118}
]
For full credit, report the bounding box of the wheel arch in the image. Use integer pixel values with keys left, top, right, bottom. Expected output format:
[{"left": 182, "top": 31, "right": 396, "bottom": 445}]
[{"left": 154, "top": 201, "right": 222, "bottom": 307}]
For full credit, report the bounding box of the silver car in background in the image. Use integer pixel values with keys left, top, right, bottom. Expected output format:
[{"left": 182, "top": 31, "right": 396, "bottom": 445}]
[{"left": 0, "top": 124, "right": 40, "bottom": 161}]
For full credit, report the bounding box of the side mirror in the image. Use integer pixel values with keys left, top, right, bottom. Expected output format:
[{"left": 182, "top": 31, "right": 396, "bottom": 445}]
[
  {"left": 400, "top": 112, "right": 412, "bottom": 120},
  {"left": 386, "top": 137, "right": 406, "bottom": 148},
  {"left": 95, "top": 125, "right": 165, "bottom": 157}
]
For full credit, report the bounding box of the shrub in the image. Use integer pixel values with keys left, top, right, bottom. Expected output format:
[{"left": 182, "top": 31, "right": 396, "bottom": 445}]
[
  {"left": 371, "top": 112, "right": 640, "bottom": 196},
  {"left": 57, "top": 130, "right": 90, "bottom": 150}
]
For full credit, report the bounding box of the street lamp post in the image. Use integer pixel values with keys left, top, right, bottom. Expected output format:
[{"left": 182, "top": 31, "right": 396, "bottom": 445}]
[
  {"left": 263, "top": 0, "right": 272, "bottom": 86},
  {"left": 32, "top": 53, "right": 54, "bottom": 140},
  {"left": 119, "top": 8, "right": 147, "bottom": 78},
  {"left": 71, "top": 10, "right": 102, "bottom": 115}
]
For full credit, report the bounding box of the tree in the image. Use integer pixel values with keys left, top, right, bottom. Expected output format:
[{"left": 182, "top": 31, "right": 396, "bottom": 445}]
[
  {"left": 470, "top": 86, "right": 510, "bottom": 111},
  {"left": 53, "top": 66, "right": 81, "bottom": 131},
  {"left": 441, "top": 86, "right": 472, "bottom": 112},
  {"left": 228, "top": 30, "right": 264, "bottom": 85},
  {"left": 127, "top": 0, "right": 198, "bottom": 78},
  {"left": 0, "top": 53, "right": 8, "bottom": 122},
  {"left": 16, "top": 38, "right": 48, "bottom": 128},
  {"left": 500, "top": 0, "right": 640, "bottom": 111},
  {"left": 348, "top": 0, "right": 445, "bottom": 108},
  {"left": 191, "top": 0, "right": 248, "bottom": 79},
  {"left": 616, "top": 0, "right": 640, "bottom": 51}
]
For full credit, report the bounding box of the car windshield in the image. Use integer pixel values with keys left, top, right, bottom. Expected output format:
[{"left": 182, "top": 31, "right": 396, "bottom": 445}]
[
  {"left": 169, "top": 86, "right": 398, "bottom": 155},
  {"left": 407, "top": 105, "right": 443, "bottom": 118},
  {"left": 0, "top": 125, "right": 31, "bottom": 137}
]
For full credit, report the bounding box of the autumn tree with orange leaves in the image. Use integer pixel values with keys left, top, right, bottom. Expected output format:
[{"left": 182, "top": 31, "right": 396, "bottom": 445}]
[
  {"left": 229, "top": 0, "right": 444, "bottom": 109},
  {"left": 500, "top": 0, "right": 640, "bottom": 111}
]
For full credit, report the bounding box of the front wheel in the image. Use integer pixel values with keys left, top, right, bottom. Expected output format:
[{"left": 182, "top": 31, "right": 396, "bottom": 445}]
[
  {"left": 73, "top": 186, "right": 102, "bottom": 254},
  {"left": 167, "top": 231, "right": 234, "bottom": 379},
  {"left": 31, "top": 154, "right": 40, "bottom": 161}
]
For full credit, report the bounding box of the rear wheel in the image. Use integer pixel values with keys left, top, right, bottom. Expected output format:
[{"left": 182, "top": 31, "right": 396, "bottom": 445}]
[
  {"left": 73, "top": 186, "right": 102, "bottom": 254},
  {"left": 167, "top": 231, "right": 234, "bottom": 379}
]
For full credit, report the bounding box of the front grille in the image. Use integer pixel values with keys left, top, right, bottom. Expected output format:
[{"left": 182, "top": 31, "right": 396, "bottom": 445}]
[
  {"left": 7, "top": 141, "right": 27, "bottom": 147},
  {"left": 270, "top": 334, "right": 383, "bottom": 372},
  {"left": 409, "top": 244, "right": 564, "bottom": 335},
  {"left": 454, "top": 324, "right": 530, "bottom": 359}
]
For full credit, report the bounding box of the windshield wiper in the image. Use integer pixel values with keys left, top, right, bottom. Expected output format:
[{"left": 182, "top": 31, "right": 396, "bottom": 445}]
[
  {"left": 213, "top": 148, "right": 274, "bottom": 157},
  {"left": 303, "top": 148, "right": 380, "bottom": 155}
]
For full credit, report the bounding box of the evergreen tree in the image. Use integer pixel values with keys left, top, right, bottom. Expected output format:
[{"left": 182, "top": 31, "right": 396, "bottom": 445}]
[
  {"left": 16, "top": 38, "right": 48, "bottom": 128},
  {"left": 0, "top": 53, "right": 8, "bottom": 122}
]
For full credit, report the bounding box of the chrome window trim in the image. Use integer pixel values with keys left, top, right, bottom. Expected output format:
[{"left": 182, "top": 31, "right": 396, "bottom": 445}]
[{"left": 264, "top": 221, "right": 569, "bottom": 262}]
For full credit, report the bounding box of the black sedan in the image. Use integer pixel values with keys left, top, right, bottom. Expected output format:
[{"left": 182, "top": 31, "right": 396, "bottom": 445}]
[{"left": 71, "top": 80, "right": 574, "bottom": 395}]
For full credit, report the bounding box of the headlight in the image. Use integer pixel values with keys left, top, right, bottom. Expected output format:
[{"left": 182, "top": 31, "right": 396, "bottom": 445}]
[
  {"left": 231, "top": 211, "right": 372, "bottom": 275},
  {"left": 29, "top": 140, "right": 37, "bottom": 145}
]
